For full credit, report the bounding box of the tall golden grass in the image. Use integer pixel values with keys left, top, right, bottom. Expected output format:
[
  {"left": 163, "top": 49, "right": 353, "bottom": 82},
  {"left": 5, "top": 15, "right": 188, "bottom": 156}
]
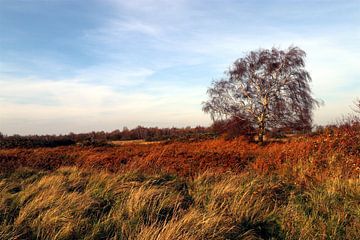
[{"left": 1, "top": 166, "right": 359, "bottom": 240}]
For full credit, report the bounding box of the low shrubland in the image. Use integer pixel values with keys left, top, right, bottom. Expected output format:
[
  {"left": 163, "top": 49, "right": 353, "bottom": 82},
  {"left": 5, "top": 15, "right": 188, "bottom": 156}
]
[
  {"left": 0, "top": 121, "right": 359, "bottom": 239},
  {"left": 1, "top": 121, "right": 358, "bottom": 178}
]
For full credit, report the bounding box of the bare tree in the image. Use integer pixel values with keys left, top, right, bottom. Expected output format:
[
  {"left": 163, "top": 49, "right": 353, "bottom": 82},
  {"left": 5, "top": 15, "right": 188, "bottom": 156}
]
[
  {"left": 352, "top": 99, "right": 360, "bottom": 114},
  {"left": 203, "top": 46, "right": 320, "bottom": 143}
]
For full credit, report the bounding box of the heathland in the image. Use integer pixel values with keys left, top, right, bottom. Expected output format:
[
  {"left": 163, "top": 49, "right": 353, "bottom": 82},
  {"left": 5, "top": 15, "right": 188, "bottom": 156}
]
[{"left": 0, "top": 121, "right": 359, "bottom": 239}]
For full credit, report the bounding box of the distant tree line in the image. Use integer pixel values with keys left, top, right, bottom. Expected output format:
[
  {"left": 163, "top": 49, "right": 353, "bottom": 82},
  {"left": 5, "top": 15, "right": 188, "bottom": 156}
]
[
  {"left": 0, "top": 126, "right": 214, "bottom": 148},
  {"left": 0, "top": 133, "right": 76, "bottom": 148}
]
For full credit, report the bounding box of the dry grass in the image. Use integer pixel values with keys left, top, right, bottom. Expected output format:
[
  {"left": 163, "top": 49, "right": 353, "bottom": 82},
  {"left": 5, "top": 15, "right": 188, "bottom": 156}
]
[
  {"left": 111, "top": 140, "right": 162, "bottom": 146},
  {"left": 0, "top": 123, "right": 359, "bottom": 239},
  {"left": 0, "top": 166, "right": 359, "bottom": 240}
]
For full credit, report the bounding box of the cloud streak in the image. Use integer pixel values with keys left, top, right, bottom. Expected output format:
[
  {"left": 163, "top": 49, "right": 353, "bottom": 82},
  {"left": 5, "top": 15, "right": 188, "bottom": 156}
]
[
  {"left": 0, "top": 0, "right": 359, "bottom": 134},
  {"left": 0, "top": 75, "right": 209, "bottom": 134}
]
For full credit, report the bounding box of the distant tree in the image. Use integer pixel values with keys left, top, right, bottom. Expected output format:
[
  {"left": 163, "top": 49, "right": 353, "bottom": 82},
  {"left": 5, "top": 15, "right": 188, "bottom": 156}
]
[{"left": 203, "top": 46, "right": 320, "bottom": 143}]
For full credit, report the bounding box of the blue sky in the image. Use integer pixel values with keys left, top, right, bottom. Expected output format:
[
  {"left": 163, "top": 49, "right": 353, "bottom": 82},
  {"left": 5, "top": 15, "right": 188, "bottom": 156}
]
[{"left": 0, "top": 0, "right": 359, "bottom": 134}]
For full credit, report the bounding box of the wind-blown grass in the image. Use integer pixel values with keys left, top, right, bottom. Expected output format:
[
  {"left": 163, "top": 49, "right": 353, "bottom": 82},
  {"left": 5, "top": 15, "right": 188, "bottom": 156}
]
[
  {"left": 0, "top": 122, "right": 359, "bottom": 239},
  {"left": 0, "top": 166, "right": 359, "bottom": 240}
]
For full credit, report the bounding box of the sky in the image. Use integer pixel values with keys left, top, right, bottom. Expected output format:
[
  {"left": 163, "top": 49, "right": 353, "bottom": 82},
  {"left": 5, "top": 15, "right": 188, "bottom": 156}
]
[{"left": 0, "top": 0, "right": 359, "bottom": 135}]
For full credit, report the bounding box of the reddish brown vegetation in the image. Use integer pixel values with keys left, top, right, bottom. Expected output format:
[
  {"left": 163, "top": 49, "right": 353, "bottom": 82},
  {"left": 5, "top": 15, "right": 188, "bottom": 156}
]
[{"left": 1, "top": 123, "right": 359, "bottom": 181}]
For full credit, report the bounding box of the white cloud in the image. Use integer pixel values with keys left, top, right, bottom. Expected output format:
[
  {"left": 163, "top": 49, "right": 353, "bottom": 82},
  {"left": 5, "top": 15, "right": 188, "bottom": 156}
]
[
  {"left": 110, "top": 0, "right": 188, "bottom": 13},
  {"left": 73, "top": 64, "right": 155, "bottom": 86},
  {"left": 0, "top": 76, "right": 210, "bottom": 134},
  {"left": 86, "top": 18, "right": 164, "bottom": 43},
  {"left": 2, "top": 30, "right": 358, "bottom": 134},
  {"left": 1, "top": 0, "right": 358, "bottom": 134},
  {"left": 113, "top": 19, "right": 162, "bottom": 37}
]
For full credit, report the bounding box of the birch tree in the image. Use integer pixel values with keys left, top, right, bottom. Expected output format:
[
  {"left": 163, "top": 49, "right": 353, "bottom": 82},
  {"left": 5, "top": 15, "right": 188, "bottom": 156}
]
[
  {"left": 203, "top": 46, "right": 319, "bottom": 143},
  {"left": 353, "top": 99, "right": 360, "bottom": 114}
]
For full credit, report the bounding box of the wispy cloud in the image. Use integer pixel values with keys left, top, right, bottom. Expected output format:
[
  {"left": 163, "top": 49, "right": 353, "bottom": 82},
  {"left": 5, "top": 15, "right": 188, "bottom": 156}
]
[
  {"left": 111, "top": 0, "right": 189, "bottom": 13},
  {"left": 0, "top": 75, "right": 209, "bottom": 134},
  {"left": 73, "top": 65, "right": 155, "bottom": 86},
  {"left": 0, "top": 0, "right": 359, "bottom": 134},
  {"left": 112, "top": 19, "right": 163, "bottom": 37}
]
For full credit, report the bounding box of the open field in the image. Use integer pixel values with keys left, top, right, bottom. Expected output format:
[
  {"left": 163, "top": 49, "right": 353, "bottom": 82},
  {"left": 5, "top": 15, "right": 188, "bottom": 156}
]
[
  {"left": 111, "top": 140, "right": 163, "bottom": 146},
  {"left": 1, "top": 124, "right": 359, "bottom": 178},
  {"left": 2, "top": 1, "right": 360, "bottom": 239},
  {"left": 0, "top": 123, "right": 359, "bottom": 239}
]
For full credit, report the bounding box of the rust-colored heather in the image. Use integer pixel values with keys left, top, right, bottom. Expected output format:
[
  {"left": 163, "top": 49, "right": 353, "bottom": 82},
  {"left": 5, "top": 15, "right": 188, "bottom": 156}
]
[{"left": 1, "top": 124, "right": 359, "bottom": 181}]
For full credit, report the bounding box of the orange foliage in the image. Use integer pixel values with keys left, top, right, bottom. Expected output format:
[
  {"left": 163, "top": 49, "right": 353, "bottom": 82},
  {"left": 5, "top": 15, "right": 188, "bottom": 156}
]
[{"left": 1, "top": 124, "right": 359, "bottom": 181}]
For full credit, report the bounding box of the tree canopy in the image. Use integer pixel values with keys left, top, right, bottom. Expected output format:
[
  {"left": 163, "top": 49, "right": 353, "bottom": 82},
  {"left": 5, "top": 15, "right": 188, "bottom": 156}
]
[
  {"left": 353, "top": 99, "right": 360, "bottom": 114},
  {"left": 203, "top": 46, "right": 320, "bottom": 142}
]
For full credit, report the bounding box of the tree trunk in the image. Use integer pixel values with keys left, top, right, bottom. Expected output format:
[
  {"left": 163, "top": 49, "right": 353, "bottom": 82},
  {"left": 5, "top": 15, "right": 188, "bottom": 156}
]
[
  {"left": 258, "top": 125, "right": 265, "bottom": 144},
  {"left": 258, "top": 113, "right": 266, "bottom": 144}
]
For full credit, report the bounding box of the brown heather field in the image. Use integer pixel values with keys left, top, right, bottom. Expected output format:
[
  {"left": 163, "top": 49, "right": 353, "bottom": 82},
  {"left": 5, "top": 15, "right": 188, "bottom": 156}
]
[{"left": 0, "top": 122, "right": 359, "bottom": 239}]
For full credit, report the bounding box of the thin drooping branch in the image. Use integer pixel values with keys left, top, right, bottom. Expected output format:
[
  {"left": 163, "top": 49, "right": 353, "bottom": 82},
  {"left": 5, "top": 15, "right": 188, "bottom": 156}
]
[
  {"left": 203, "top": 46, "right": 320, "bottom": 142},
  {"left": 353, "top": 99, "right": 360, "bottom": 114}
]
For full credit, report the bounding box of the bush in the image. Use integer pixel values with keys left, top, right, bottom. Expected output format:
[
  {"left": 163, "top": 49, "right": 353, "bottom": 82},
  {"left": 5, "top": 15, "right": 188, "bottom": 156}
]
[
  {"left": 211, "top": 117, "right": 255, "bottom": 140},
  {"left": 78, "top": 138, "right": 113, "bottom": 147}
]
